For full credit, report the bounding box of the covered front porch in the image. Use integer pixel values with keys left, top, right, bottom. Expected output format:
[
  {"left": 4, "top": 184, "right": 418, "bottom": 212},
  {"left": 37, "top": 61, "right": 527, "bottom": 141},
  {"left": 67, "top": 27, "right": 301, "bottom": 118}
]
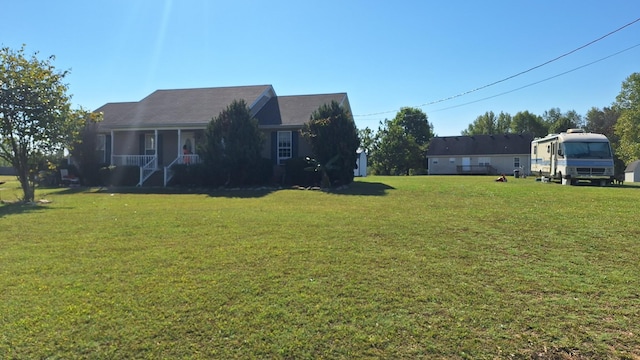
[{"left": 107, "top": 128, "right": 203, "bottom": 186}]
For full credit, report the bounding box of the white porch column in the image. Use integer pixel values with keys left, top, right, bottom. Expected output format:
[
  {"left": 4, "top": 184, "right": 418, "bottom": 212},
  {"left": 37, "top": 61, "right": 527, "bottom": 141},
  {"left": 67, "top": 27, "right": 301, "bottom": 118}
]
[{"left": 154, "top": 129, "right": 158, "bottom": 168}]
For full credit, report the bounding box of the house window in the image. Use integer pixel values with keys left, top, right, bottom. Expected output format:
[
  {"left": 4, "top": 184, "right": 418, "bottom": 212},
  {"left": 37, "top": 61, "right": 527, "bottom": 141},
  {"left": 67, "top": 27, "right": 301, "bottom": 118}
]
[
  {"left": 96, "top": 134, "right": 106, "bottom": 163},
  {"left": 277, "top": 131, "right": 292, "bottom": 164},
  {"left": 449, "top": 158, "right": 455, "bottom": 164},
  {"left": 432, "top": 158, "right": 439, "bottom": 165},
  {"left": 514, "top": 157, "right": 521, "bottom": 168},
  {"left": 145, "top": 134, "right": 155, "bottom": 155},
  {"left": 478, "top": 157, "right": 491, "bottom": 166}
]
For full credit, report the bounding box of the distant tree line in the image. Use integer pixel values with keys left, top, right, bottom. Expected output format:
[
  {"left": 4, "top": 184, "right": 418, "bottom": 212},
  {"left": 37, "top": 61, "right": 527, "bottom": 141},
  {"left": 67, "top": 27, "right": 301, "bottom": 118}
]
[{"left": 461, "top": 108, "right": 583, "bottom": 138}]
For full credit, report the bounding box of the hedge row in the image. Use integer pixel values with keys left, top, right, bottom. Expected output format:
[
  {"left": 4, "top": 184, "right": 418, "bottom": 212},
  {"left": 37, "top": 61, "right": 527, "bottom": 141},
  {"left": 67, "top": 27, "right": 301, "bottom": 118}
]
[{"left": 49, "top": 157, "right": 323, "bottom": 188}]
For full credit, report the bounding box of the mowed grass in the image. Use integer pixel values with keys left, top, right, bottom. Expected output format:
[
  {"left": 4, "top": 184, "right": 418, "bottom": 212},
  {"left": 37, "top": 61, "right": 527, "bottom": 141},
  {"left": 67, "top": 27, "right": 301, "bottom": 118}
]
[{"left": 1, "top": 175, "right": 639, "bottom": 359}]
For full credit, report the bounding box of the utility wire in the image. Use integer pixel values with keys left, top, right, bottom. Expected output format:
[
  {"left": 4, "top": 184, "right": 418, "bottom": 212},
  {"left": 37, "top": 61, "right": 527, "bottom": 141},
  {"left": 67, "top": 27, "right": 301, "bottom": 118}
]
[
  {"left": 354, "top": 17, "right": 640, "bottom": 117},
  {"left": 430, "top": 42, "right": 640, "bottom": 112}
]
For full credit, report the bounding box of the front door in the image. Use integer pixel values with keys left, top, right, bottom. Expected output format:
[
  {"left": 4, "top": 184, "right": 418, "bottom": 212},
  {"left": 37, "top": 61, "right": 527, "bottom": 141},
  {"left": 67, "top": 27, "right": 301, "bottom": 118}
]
[
  {"left": 550, "top": 142, "right": 556, "bottom": 176},
  {"left": 181, "top": 132, "right": 195, "bottom": 163},
  {"left": 462, "top": 157, "right": 471, "bottom": 172}
]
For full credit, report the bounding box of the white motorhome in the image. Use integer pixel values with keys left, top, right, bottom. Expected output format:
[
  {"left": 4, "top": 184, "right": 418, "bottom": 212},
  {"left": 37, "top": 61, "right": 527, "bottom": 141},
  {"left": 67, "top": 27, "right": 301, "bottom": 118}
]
[{"left": 531, "top": 129, "right": 614, "bottom": 186}]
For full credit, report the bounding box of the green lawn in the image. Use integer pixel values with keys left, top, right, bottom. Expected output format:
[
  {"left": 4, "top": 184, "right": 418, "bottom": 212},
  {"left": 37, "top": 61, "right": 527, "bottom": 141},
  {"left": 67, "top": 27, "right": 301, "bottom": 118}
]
[{"left": 1, "top": 175, "right": 639, "bottom": 359}]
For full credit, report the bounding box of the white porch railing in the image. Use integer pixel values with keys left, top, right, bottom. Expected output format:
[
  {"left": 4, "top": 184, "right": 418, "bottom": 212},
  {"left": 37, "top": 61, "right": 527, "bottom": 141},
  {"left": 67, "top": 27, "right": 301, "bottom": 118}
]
[
  {"left": 112, "top": 155, "right": 157, "bottom": 167},
  {"left": 110, "top": 155, "right": 158, "bottom": 186},
  {"left": 164, "top": 154, "right": 201, "bottom": 186},
  {"left": 139, "top": 157, "right": 157, "bottom": 186}
]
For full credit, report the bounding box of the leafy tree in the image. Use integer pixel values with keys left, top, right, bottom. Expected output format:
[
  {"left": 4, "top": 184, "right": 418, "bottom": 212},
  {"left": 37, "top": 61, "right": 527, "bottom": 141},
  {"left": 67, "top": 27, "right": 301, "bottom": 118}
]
[
  {"left": 615, "top": 72, "right": 640, "bottom": 109},
  {"left": 614, "top": 109, "right": 640, "bottom": 165},
  {"left": 371, "top": 119, "right": 407, "bottom": 175},
  {"left": 462, "top": 111, "right": 497, "bottom": 135},
  {"left": 357, "top": 127, "right": 375, "bottom": 155},
  {"left": 199, "top": 99, "right": 264, "bottom": 186},
  {"left": 397, "top": 107, "right": 434, "bottom": 147},
  {"left": 0, "top": 46, "right": 87, "bottom": 202},
  {"left": 372, "top": 107, "right": 433, "bottom": 175},
  {"left": 301, "top": 100, "right": 359, "bottom": 186},
  {"left": 510, "top": 111, "right": 548, "bottom": 137},
  {"left": 542, "top": 107, "right": 562, "bottom": 128},
  {"left": 585, "top": 106, "right": 624, "bottom": 174},
  {"left": 614, "top": 73, "right": 640, "bottom": 164},
  {"left": 496, "top": 112, "right": 512, "bottom": 134},
  {"left": 69, "top": 110, "right": 105, "bottom": 185},
  {"left": 585, "top": 106, "right": 619, "bottom": 143},
  {"left": 462, "top": 111, "right": 513, "bottom": 135},
  {"left": 543, "top": 108, "right": 582, "bottom": 134}
]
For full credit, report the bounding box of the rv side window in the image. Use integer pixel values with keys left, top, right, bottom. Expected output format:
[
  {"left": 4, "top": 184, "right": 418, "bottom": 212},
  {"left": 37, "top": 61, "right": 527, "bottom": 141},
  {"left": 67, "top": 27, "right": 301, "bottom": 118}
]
[
  {"left": 547, "top": 145, "right": 551, "bottom": 153},
  {"left": 533, "top": 145, "right": 537, "bottom": 155}
]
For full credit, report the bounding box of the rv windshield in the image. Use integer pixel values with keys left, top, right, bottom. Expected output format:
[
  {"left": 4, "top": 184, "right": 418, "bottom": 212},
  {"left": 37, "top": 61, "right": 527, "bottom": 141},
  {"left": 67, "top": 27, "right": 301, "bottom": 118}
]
[{"left": 562, "top": 142, "right": 611, "bottom": 159}]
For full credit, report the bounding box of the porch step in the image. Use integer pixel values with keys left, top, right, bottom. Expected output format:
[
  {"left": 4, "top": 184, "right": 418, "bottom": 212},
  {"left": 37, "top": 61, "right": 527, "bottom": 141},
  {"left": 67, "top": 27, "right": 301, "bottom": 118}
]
[{"left": 142, "top": 170, "right": 165, "bottom": 187}]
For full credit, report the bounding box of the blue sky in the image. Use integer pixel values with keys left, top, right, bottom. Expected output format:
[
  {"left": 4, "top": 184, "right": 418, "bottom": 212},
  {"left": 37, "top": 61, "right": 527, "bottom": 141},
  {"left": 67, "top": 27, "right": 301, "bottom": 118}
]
[{"left": 2, "top": 1, "right": 639, "bottom": 136}]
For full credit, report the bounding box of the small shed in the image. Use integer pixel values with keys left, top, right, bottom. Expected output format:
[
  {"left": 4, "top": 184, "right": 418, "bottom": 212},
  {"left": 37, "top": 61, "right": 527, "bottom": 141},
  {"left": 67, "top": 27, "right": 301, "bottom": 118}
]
[
  {"left": 354, "top": 148, "right": 367, "bottom": 177},
  {"left": 624, "top": 160, "right": 640, "bottom": 183}
]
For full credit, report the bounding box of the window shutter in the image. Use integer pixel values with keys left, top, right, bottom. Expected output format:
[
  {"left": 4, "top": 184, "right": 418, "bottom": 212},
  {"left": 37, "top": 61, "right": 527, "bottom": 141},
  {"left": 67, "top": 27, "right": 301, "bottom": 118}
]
[
  {"left": 271, "top": 132, "right": 277, "bottom": 165},
  {"left": 105, "top": 135, "right": 112, "bottom": 164},
  {"left": 292, "top": 131, "right": 299, "bottom": 158}
]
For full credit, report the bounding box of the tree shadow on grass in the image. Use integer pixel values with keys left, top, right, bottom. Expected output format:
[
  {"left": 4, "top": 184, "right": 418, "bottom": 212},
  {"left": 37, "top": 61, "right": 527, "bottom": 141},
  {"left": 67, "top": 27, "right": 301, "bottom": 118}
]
[
  {"left": 48, "top": 181, "right": 395, "bottom": 199},
  {"left": 88, "top": 186, "right": 278, "bottom": 199},
  {"left": 0, "top": 201, "right": 52, "bottom": 218},
  {"left": 329, "top": 181, "right": 395, "bottom": 196},
  {"left": 569, "top": 182, "right": 640, "bottom": 190}
]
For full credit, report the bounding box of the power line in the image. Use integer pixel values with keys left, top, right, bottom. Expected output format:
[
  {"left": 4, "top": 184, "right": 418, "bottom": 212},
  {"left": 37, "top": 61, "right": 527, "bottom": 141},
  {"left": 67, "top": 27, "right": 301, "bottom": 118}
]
[
  {"left": 354, "top": 17, "right": 640, "bottom": 118},
  {"left": 430, "top": 42, "right": 640, "bottom": 112},
  {"left": 356, "top": 42, "right": 640, "bottom": 125}
]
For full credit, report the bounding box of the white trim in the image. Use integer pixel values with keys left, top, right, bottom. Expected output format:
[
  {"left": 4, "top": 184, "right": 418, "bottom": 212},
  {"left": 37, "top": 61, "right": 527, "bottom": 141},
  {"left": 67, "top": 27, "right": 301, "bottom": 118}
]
[
  {"left": 277, "top": 131, "right": 292, "bottom": 165},
  {"left": 102, "top": 125, "right": 204, "bottom": 131},
  {"left": 249, "top": 85, "right": 276, "bottom": 113}
]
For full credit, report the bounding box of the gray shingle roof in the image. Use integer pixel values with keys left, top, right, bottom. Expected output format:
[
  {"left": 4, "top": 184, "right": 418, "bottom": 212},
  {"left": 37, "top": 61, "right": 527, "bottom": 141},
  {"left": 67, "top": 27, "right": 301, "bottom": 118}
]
[
  {"left": 625, "top": 160, "right": 640, "bottom": 173},
  {"left": 95, "top": 85, "right": 273, "bottom": 130},
  {"left": 95, "top": 85, "right": 348, "bottom": 130},
  {"left": 427, "top": 133, "right": 534, "bottom": 156},
  {"left": 255, "top": 93, "right": 348, "bottom": 127}
]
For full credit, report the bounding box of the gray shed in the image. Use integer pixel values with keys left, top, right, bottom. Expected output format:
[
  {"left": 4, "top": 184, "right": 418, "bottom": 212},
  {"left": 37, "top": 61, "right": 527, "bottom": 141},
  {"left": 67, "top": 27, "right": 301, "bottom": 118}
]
[
  {"left": 624, "top": 160, "right": 640, "bottom": 183},
  {"left": 354, "top": 148, "right": 367, "bottom": 177}
]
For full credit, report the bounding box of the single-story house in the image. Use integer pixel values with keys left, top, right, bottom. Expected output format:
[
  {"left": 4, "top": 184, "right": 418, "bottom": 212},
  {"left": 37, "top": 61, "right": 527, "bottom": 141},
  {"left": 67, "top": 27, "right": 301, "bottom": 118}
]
[
  {"left": 426, "top": 133, "right": 534, "bottom": 176},
  {"left": 94, "top": 85, "right": 352, "bottom": 186},
  {"left": 624, "top": 160, "right": 640, "bottom": 183}
]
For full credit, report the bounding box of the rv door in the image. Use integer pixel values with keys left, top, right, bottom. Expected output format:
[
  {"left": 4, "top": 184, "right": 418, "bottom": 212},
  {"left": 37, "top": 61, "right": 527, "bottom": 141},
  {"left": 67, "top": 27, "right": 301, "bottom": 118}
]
[{"left": 550, "top": 142, "right": 556, "bottom": 176}]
